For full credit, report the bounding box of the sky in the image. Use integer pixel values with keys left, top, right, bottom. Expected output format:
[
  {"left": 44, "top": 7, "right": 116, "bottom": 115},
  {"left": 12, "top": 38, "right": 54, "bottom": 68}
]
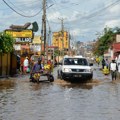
[{"left": 0, "top": 0, "right": 120, "bottom": 43}]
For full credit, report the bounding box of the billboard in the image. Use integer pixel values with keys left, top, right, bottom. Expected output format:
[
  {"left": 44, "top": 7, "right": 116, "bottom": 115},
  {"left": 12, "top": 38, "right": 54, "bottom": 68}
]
[{"left": 5, "top": 29, "right": 33, "bottom": 38}]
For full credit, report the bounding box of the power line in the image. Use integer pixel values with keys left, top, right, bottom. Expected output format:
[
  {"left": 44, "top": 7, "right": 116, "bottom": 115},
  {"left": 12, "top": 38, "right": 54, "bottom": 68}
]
[
  {"left": 80, "top": 0, "right": 120, "bottom": 20},
  {"left": 12, "top": 0, "right": 40, "bottom": 4},
  {"left": 8, "top": 0, "right": 41, "bottom": 16},
  {"left": 7, "top": 0, "right": 41, "bottom": 7},
  {"left": 2, "top": 0, "right": 42, "bottom": 17},
  {"left": 50, "top": 0, "right": 120, "bottom": 23},
  {"left": 73, "top": 0, "right": 120, "bottom": 26}
]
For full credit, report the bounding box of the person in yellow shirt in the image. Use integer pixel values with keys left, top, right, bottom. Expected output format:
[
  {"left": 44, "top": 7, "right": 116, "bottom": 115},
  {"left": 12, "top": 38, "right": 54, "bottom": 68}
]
[{"left": 96, "top": 57, "right": 100, "bottom": 66}]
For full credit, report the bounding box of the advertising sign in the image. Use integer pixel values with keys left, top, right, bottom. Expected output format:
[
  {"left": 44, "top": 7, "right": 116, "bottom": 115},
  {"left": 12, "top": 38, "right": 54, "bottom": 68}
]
[
  {"left": 5, "top": 29, "right": 33, "bottom": 38},
  {"left": 15, "top": 38, "right": 32, "bottom": 43}
]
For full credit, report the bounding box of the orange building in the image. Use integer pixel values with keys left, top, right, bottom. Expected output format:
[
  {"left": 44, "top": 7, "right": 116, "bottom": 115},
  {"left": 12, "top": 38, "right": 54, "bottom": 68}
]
[{"left": 52, "top": 31, "right": 69, "bottom": 50}]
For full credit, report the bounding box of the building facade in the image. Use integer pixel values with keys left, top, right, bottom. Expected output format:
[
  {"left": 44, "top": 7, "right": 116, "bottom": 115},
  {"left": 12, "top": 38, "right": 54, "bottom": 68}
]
[{"left": 52, "top": 31, "right": 69, "bottom": 50}]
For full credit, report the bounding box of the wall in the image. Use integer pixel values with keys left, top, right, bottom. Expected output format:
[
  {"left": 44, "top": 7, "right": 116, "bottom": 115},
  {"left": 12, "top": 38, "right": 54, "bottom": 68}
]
[{"left": 0, "top": 53, "right": 17, "bottom": 78}]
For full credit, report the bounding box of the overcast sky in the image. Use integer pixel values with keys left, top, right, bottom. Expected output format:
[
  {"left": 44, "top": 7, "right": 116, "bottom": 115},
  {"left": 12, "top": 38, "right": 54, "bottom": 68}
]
[{"left": 0, "top": 0, "right": 120, "bottom": 42}]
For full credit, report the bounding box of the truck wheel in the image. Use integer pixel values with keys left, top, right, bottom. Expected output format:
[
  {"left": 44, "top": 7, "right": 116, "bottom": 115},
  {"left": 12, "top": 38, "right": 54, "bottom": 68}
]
[
  {"left": 88, "top": 75, "right": 93, "bottom": 82},
  {"left": 48, "top": 75, "right": 54, "bottom": 82},
  {"left": 60, "top": 72, "right": 65, "bottom": 80}
]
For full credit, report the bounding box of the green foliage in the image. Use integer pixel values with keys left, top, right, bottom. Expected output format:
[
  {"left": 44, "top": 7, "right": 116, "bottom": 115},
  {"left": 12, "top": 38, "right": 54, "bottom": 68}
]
[
  {"left": 93, "top": 27, "right": 118, "bottom": 56},
  {"left": 0, "top": 32, "right": 15, "bottom": 53}
]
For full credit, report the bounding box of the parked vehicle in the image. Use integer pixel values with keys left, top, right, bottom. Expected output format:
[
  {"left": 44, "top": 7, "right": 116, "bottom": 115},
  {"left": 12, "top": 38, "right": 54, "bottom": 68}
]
[{"left": 57, "top": 55, "right": 93, "bottom": 82}]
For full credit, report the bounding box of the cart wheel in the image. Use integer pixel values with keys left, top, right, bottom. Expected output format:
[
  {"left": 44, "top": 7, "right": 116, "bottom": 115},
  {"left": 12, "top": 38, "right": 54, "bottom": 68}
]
[{"left": 48, "top": 75, "right": 54, "bottom": 82}]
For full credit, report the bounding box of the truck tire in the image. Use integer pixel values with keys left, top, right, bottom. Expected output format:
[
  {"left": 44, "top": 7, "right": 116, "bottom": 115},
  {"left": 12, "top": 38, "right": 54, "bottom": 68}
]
[{"left": 48, "top": 75, "right": 54, "bottom": 82}]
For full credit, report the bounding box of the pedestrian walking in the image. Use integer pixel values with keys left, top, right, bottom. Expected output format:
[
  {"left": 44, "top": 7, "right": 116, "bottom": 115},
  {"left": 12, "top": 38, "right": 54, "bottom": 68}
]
[
  {"left": 105, "top": 59, "right": 109, "bottom": 68},
  {"left": 117, "top": 55, "right": 120, "bottom": 79},
  {"left": 96, "top": 57, "right": 100, "bottom": 67},
  {"left": 23, "top": 57, "right": 29, "bottom": 74},
  {"left": 102, "top": 58, "right": 106, "bottom": 69},
  {"left": 117, "top": 63, "right": 120, "bottom": 79},
  {"left": 109, "top": 59, "right": 118, "bottom": 81}
]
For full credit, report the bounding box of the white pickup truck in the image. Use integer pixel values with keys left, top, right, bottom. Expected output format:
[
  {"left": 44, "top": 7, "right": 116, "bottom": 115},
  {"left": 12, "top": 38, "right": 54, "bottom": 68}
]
[{"left": 57, "top": 55, "right": 93, "bottom": 81}]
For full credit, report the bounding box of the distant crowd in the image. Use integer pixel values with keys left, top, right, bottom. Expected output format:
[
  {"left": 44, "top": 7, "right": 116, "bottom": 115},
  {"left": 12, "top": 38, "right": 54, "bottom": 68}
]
[
  {"left": 95, "top": 55, "right": 120, "bottom": 81},
  {"left": 16, "top": 53, "right": 57, "bottom": 75}
]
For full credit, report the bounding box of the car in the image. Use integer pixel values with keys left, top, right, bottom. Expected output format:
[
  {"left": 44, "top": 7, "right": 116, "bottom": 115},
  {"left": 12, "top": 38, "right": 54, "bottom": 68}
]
[{"left": 57, "top": 55, "right": 93, "bottom": 82}]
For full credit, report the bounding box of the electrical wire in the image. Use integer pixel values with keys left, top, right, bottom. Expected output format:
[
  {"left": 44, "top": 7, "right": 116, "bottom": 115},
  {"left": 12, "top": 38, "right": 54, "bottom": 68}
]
[
  {"left": 50, "top": 0, "right": 120, "bottom": 22},
  {"left": 2, "top": 0, "right": 41, "bottom": 11},
  {"left": 8, "top": 0, "right": 41, "bottom": 14},
  {"left": 80, "top": 0, "right": 120, "bottom": 20},
  {"left": 2, "top": 0, "right": 42, "bottom": 17}
]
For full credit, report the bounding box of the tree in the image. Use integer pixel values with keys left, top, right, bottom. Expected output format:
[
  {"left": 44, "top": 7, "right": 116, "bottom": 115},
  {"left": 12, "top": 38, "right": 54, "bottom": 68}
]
[
  {"left": 0, "top": 32, "right": 15, "bottom": 53},
  {"left": 93, "top": 27, "right": 117, "bottom": 56}
]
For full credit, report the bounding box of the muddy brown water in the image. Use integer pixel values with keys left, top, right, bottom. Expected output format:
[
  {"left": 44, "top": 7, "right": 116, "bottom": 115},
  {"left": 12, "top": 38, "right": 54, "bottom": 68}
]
[{"left": 1, "top": 69, "right": 120, "bottom": 120}]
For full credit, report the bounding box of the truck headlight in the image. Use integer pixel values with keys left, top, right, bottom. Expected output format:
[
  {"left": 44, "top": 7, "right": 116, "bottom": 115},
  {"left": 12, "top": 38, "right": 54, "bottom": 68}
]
[{"left": 63, "top": 68, "right": 72, "bottom": 72}]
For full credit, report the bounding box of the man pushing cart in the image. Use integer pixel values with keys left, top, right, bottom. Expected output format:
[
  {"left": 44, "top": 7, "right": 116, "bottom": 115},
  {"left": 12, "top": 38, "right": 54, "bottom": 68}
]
[{"left": 29, "top": 57, "right": 54, "bottom": 83}]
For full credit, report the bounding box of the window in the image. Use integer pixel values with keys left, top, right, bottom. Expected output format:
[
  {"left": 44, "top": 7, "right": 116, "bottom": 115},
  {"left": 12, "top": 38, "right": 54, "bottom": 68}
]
[{"left": 64, "top": 58, "right": 88, "bottom": 66}]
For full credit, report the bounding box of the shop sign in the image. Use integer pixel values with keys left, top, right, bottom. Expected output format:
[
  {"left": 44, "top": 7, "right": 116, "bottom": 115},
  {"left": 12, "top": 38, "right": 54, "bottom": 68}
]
[
  {"left": 15, "top": 38, "right": 32, "bottom": 43},
  {"left": 5, "top": 29, "right": 33, "bottom": 38}
]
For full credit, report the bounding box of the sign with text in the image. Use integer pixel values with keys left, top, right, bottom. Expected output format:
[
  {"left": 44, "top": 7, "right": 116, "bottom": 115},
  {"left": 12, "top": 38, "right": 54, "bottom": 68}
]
[
  {"left": 5, "top": 29, "right": 33, "bottom": 38},
  {"left": 15, "top": 38, "right": 32, "bottom": 43}
]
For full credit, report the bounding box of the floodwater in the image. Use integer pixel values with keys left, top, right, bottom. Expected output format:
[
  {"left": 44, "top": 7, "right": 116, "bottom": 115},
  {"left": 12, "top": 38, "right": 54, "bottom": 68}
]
[{"left": 0, "top": 67, "right": 120, "bottom": 120}]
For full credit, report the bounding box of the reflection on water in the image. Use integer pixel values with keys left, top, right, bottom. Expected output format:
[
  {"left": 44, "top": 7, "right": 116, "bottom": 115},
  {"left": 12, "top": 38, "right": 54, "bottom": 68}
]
[
  {"left": 0, "top": 76, "right": 120, "bottom": 120},
  {"left": 0, "top": 79, "right": 16, "bottom": 91}
]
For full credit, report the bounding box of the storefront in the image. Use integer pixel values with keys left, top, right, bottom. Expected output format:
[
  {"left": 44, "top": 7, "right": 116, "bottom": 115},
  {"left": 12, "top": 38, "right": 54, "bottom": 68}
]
[{"left": 13, "top": 35, "right": 42, "bottom": 56}]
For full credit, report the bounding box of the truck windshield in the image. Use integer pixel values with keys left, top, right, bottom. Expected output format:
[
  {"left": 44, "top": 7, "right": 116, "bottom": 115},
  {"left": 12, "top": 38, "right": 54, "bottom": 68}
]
[{"left": 64, "top": 58, "right": 88, "bottom": 66}]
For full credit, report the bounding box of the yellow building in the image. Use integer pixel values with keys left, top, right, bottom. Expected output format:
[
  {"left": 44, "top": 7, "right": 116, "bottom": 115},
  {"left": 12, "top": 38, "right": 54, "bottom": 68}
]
[{"left": 52, "top": 31, "right": 69, "bottom": 50}]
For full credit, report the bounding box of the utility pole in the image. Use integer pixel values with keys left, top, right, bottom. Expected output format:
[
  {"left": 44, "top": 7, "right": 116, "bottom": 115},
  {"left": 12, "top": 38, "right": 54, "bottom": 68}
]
[
  {"left": 42, "top": 0, "right": 47, "bottom": 64},
  {"left": 41, "top": 15, "right": 44, "bottom": 54},
  {"left": 46, "top": 26, "right": 51, "bottom": 61},
  {"left": 58, "top": 18, "right": 65, "bottom": 56},
  {"left": 68, "top": 32, "right": 71, "bottom": 55}
]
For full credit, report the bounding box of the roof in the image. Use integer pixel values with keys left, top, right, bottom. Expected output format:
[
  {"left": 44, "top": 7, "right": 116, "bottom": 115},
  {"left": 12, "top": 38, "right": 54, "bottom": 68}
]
[{"left": 63, "top": 55, "right": 84, "bottom": 59}]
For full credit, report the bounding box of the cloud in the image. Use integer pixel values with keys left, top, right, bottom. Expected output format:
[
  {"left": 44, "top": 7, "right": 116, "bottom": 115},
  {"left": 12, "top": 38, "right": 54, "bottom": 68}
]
[
  {"left": 48, "top": 11, "right": 67, "bottom": 21},
  {"left": 1, "top": 0, "right": 120, "bottom": 42},
  {"left": 60, "top": 0, "right": 69, "bottom": 4},
  {"left": 104, "top": 19, "right": 120, "bottom": 28},
  {"left": 70, "top": 28, "right": 81, "bottom": 36},
  {"left": 109, "top": 4, "right": 120, "bottom": 15},
  {"left": 67, "top": 11, "right": 82, "bottom": 22}
]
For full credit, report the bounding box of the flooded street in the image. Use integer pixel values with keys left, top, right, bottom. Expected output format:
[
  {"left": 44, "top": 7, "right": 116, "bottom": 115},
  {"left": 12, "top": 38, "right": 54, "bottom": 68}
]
[{"left": 1, "top": 67, "right": 120, "bottom": 120}]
